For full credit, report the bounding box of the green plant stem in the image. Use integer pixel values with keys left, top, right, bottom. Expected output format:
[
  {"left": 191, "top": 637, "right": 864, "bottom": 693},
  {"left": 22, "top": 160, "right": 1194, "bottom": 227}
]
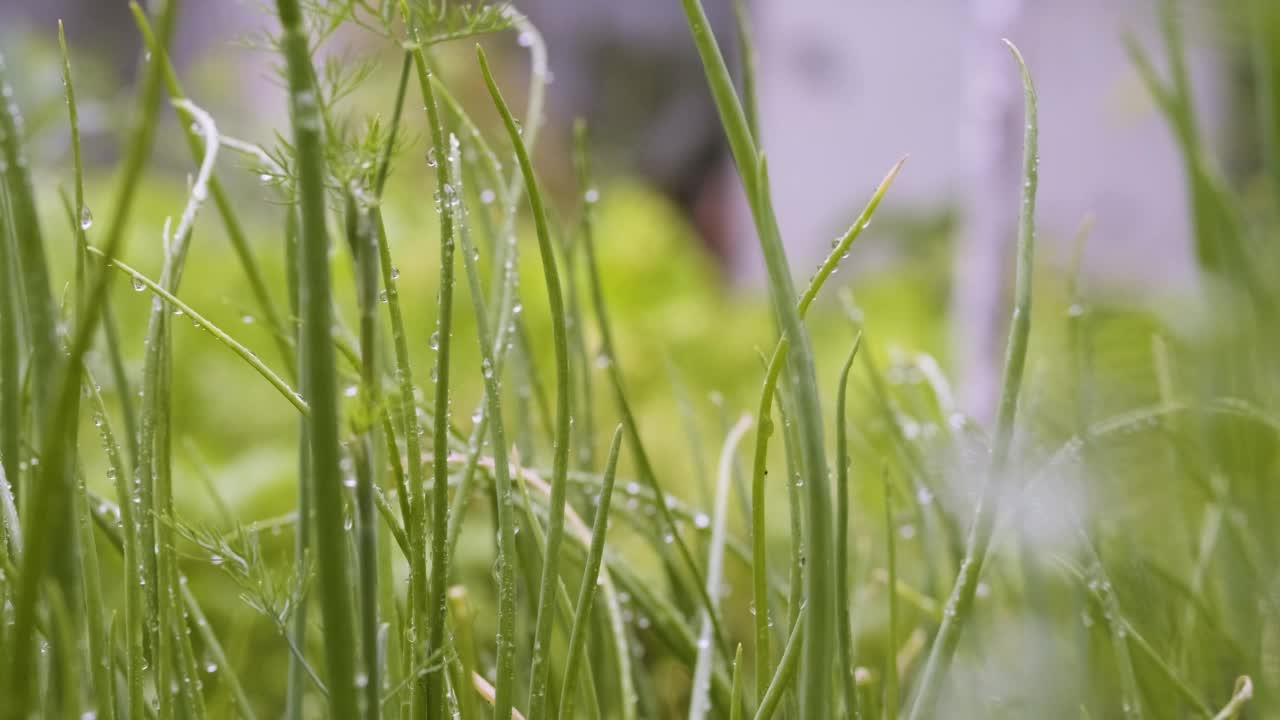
[
  {"left": 451, "top": 140, "right": 520, "bottom": 720},
  {"left": 274, "top": 1, "right": 358, "bottom": 717},
  {"left": 560, "top": 427, "right": 624, "bottom": 720},
  {"left": 573, "top": 120, "right": 731, "bottom": 663},
  {"left": 0, "top": 184, "right": 17, "bottom": 550},
  {"left": 747, "top": 160, "right": 900, "bottom": 701},
  {"left": 691, "top": 415, "right": 753, "bottom": 720},
  {"left": 86, "top": 371, "right": 146, "bottom": 718},
  {"left": 402, "top": 34, "right": 461, "bottom": 719},
  {"left": 129, "top": 4, "right": 294, "bottom": 371},
  {"left": 346, "top": 190, "right": 382, "bottom": 720},
  {"left": 834, "top": 334, "right": 861, "bottom": 716},
  {"left": 752, "top": 606, "right": 806, "bottom": 720},
  {"left": 677, "top": 1, "right": 843, "bottom": 710},
  {"left": 907, "top": 40, "right": 1038, "bottom": 720},
  {"left": 882, "top": 465, "right": 899, "bottom": 720},
  {"left": 477, "top": 45, "right": 574, "bottom": 720},
  {"left": 3, "top": 3, "right": 177, "bottom": 708},
  {"left": 85, "top": 248, "right": 306, "bottom": 414}
]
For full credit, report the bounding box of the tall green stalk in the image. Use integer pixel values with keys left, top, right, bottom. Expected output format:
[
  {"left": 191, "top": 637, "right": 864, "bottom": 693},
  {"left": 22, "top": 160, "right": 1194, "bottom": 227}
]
[
  {"left": 401, "top": 29, "right": 462, "bottom": 717},
  {"left": 560, "top": 427, "right": 624, "bottom": 720},
  {"left": 747, "top": 161, "right": 900, "bottom": 700},
  {"left": 451, "top": 127, "right": 520, "bottom": 720},
  {"left": 274, "top": 1, "right": 358, "bottom": 717},
  {"left": 907, "top": 40, "right": 1038, "bottom": 719},
  {"left": 129, "top": 4, "right": 294, "bottom": 370},
  {"left": 346, "top": 189, "right": 382, "bottom": 719},
  {"left": 58, "top": 25, "right": 114, "bottom": 717},
  {"left": 478, "top": 46, "right": 574, "bottom": 720},
  {"left": 677, "top": 2, "right": 839, "bottom": 711},
  {"left": 2, "top": 2, "right": 178, "bottom": 710},
  {"left": 835, "top": 334, "right": 862, "bottom": 716},
  {"left": 0, "top": 169, "right": 17, "bottom": 561}
]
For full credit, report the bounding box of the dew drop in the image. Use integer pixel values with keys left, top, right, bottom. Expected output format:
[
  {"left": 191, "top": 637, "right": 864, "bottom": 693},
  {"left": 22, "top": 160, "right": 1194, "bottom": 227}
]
[
  {"left": 132, "top": 277, "right": 146, "bottom": 292},
  {"left": 79, "top": 205, "right": 93, "bottom": 230}
]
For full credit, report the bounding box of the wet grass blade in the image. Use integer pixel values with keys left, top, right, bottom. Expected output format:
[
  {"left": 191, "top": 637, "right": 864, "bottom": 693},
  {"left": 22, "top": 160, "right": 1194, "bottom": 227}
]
[
  {"left": 86, "top": 247, "right": 306, "bottom": 414},
  {"left": 273, "top": 1, "right": 358, "bottom": 716},
  {"left": 448, "top": 121, "right": 521, "bottom": 720},
  {"left": 574, "top": 119, "right": 732, "bottom": 665},
  {"left": 908, "top": 40, "right": 1038, "bottom": 719},
  {"left": 882, "top": 465, "right": 900, "bottom": 720},
  {"left": 747, "top": 162, "right": 901, "bottom": 700},
  {"left": 478, "top": 45, "right": 575, "bottom": 720},
  {"left": 85, "top": 372, "right": 146, "bottom": 717},
  {"left": 402, "top": 30, "right": 462, "bottom": 717},
  {"left": 129, "top": 4, "right": 293, "bottom": 370},
  {"left": 753, "top": 606, "right": 806, "bottom": 720},
  {"left": 690, "top": 415, "right": 753, "bottom": 720},
  {"left": 835, "top": 333, "right": 862, "bottom": 716},
  {"left": 560, "top": 425, "right": 623, "bottom": 720}
]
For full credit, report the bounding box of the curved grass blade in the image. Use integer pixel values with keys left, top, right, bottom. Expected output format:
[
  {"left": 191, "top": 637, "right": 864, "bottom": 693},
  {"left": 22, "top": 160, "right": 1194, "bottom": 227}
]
[
  {"left": 84, "top": 371, "right": 146, "bottom": 718},
  {"left": 679, "top": 0, "right": 847, "bottom": 703},
  {"left": 908, "top": 41, "right": 1038, "bottom": 720},
  {"left": 882, "top": 465, "right": 900, "bottom": 720},
  {"left": 560, "top": 426, "right": 624, "bottom": 720},
  {"left": 477, "top": 45, "right": 575, "bottom": 720},
  {"left": 690, "top": 414, "right": 753, "bottom": 720},
  {"left": 752, "top": 606, "right": 806, "bottom": 720},
  {"left": 835, "top": 333, "right": 862, "bottom": 715},
  {"left": 455, "top": 158, "right": 521, "bottom": 718},
  {"left": 746, "top": 161, "right": 899, "bottom": 699},
  {"left": 129, "top": 3, "right": 293, "bottom": 370},
  {"left": 573, "top": 120, "right": 732, "bottom": 665}
]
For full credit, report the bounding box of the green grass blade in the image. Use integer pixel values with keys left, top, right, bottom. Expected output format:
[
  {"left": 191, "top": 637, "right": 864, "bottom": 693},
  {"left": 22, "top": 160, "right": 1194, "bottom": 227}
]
[
  {"left": 0, "top": 86, "right": 20, "bottom": 565},
  {"left": 678, "top": 0, "right": 840, "bottom": 705},
  {"left": 273, "top": 1, "right": 358, "bottom": 717},
  {"left": 752, "top": 605, "right": 806, "bottom": 720},
  {"left": 86, "top": 247, "right": 306, "bottom": 414},
  {"left": 574, "top": 118, "right": 731, "bottom": 665},
  {"left": 835, "top": 333, "right": 862, "bottom": 716},
  {"left": 882, "top": 465, "right": 900, "bottom": 720},
  {"left": 730, "top": 644, "right": 745, "bottom": 720},
  {"left": 731, "top": 0, "right": 759, "bottom": 142},
  {"left": 908, "top": 40, "right": 1038, "bottom": 719},
  {"left": 404, "top": 35, "right": 461, "bottom": 719},
  {"left": 690, "top": 414, "right": 753, "bottom": 720},
  {"left": 85, "top": 370, "right": 147, "bottom": 718},
  {"left": 477, "top": 45, "right": 574, "bottom": 720},
  {"left": 4, "top": 2, "right": 177, "bottom": 704},
  {"left": 129, "top": 4, "right": 294, "bottom": 371},
  {"left": 346, "top": 190, "right": 382, "bottom": 720},
  {"left": 560, "top": 426, "right": 623, "bottom": 720},
  {"left": 451, "top": 143, "right": 520, "bottom": 719}
]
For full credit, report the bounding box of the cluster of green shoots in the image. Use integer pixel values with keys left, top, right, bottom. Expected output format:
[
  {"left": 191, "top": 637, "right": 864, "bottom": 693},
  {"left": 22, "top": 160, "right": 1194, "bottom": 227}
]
[{"left": 0, "top": 0, "right": 1271, "bottom": 717}]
